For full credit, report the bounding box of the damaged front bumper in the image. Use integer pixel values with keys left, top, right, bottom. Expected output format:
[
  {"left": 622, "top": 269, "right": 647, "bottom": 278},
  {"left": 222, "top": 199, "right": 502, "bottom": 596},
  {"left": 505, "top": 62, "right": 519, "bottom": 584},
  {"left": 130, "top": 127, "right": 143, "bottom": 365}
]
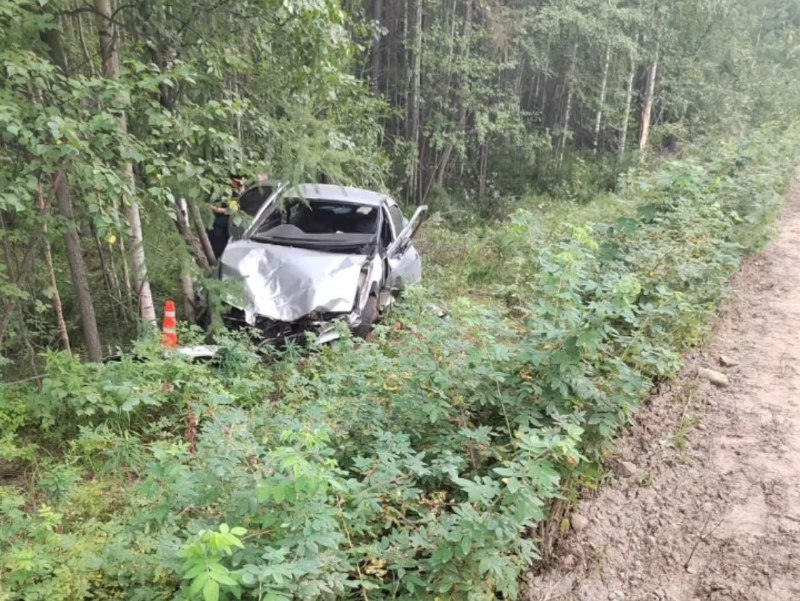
[
  {"left": 223, "top": 307, "right": 355, "bottom": 345},
  {"left": 173, "top": 311, "right": 346, "bottom": 361}
]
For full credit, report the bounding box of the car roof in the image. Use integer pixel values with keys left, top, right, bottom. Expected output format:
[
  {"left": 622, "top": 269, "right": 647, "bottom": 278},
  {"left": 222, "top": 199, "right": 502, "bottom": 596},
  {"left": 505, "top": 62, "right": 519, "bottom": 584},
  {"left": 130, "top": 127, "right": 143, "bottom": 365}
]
[{"left": 283, "top": 184, "right": 394, "bottom": 208}]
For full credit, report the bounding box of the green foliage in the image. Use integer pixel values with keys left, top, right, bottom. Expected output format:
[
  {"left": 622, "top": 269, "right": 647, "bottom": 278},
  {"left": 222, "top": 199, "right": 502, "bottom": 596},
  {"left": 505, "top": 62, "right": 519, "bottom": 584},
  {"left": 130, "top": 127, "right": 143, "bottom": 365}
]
[
  {"left": 2, "top": 1, "right": 799, "bottom": 596},
  {"left": 2, "top": 125, "right": 797, "bottom": 599},
  {"left": 179, "top": 524, "right": 246, "bottom": 601},
  {"left": 0, "top": 0, "right": 388, "bottom": 369}
]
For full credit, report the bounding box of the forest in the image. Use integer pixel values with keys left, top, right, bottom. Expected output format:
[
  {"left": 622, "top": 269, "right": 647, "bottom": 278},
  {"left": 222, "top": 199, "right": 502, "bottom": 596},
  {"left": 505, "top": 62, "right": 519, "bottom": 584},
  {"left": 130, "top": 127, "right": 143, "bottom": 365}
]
[{"left": 1, "top": 0, "right": 800, "bottom": 599}]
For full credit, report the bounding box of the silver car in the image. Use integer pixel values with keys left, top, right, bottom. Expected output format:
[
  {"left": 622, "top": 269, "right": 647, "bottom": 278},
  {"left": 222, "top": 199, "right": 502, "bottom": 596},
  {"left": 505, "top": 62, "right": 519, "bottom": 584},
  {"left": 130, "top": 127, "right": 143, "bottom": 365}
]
[{"left": 218, "top": 183, "right": 427, "bottom": 343}]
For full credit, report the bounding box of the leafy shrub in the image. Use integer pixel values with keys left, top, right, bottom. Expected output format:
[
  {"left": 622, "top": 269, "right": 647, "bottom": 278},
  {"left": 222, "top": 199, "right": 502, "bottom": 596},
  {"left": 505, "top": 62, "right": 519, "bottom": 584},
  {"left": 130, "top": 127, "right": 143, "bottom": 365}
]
[{"left": 1, "top": 126, "right": 797, "bottom": 600}]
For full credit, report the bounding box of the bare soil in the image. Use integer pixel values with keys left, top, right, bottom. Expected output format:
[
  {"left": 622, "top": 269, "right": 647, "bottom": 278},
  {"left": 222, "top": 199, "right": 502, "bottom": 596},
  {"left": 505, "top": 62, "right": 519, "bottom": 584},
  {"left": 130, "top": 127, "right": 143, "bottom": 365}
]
[{"left": 527, "top": 185, "right": 800, "bottom": 601}]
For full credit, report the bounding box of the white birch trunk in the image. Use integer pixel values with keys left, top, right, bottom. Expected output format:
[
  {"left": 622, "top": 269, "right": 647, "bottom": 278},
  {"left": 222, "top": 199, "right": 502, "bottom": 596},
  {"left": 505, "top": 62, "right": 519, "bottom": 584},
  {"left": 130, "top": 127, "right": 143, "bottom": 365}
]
[
  {"left": 94, "top": 0, "right": 157, "bottom": 326},
  {"left": 639, "top": 42, "right": 659, "bottom": 152},
  {"left": 619, "top": 33, "right": 639, "bottom": 162}
]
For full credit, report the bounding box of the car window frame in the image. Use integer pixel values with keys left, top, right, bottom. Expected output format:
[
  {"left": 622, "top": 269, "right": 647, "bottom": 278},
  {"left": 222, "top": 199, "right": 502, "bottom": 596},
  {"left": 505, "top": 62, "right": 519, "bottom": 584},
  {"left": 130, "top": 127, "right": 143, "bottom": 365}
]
[{"left": 387, "top": 204, "right": 404, "bottom": 239}]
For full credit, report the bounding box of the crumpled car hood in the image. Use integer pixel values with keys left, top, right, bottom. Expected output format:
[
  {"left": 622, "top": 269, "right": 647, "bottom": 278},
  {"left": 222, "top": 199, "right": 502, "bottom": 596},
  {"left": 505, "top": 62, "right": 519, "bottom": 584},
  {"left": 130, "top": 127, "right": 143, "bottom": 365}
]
[{"left": 219, "top": 240, "right": 366, "bottom": 323}]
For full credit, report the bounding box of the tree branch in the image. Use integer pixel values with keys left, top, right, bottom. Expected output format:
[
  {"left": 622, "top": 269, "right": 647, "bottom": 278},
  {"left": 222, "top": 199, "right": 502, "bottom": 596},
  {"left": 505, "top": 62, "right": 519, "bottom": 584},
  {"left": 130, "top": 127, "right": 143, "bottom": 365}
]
[{"left": 58, "top": 2, "right": 137, "bottom": 27}]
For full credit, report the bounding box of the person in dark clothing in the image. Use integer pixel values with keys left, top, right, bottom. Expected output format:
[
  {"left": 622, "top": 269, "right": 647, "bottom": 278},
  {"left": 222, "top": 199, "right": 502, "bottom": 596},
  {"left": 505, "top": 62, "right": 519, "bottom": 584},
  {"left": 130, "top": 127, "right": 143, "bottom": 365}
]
[
  {"left": 208, "top": 174, "right": 246, "bottom": 258},
  {"left": 208, "top": 203, "right": 229, "bottom": 259}
]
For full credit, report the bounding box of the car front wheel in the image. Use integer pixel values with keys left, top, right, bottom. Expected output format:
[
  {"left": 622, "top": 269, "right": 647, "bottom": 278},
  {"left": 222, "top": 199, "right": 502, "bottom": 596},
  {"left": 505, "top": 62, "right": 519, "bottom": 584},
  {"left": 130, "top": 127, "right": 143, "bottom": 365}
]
[{"left": 354, "top": 295, "right": 379, "bottom": 340}]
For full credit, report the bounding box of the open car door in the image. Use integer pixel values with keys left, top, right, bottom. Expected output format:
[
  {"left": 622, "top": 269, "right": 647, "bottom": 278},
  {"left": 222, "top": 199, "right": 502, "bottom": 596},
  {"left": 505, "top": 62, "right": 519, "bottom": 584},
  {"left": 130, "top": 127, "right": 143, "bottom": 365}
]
[{"left": 387, "top": 205, "right": 428, "bottom": 290}]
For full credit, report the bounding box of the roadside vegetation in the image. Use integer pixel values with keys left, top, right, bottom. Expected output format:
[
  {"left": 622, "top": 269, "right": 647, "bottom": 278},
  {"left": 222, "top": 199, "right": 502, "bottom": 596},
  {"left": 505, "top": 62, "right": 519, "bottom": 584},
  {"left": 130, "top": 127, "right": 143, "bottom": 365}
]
[
  {"left": 2, "top": 0, "right": 800, "bottom": 600},
  {"left": 3, "top": 129, "right": 799, "bottom": 600}
]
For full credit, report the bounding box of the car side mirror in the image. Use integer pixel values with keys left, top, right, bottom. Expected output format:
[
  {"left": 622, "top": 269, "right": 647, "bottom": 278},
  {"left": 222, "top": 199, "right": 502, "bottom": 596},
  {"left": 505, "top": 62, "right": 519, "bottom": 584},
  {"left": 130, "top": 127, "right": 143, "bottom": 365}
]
[{"left": 388, "top": 205, "right": 428, "bottom": 258}]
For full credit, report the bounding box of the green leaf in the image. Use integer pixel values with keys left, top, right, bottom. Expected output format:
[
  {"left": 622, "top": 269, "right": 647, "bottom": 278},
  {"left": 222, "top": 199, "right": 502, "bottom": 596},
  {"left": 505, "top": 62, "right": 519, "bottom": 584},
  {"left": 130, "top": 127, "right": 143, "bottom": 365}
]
[
  {"left": 183, "top": 563, "right": 207, "bottom": 580},
  {"left": 209, "top": 563, "right": 237, "bottom": 586},
  {"left": 203, "top": 579, "right": 220, "bottom": 601},
  {"left": 189, "top": 572, "right": 209, "bottom": 597}
]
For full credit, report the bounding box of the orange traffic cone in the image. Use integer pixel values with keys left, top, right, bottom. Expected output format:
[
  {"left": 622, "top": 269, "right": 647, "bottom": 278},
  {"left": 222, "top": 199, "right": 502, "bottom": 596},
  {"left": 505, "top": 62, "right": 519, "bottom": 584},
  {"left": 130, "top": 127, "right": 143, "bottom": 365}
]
[{"left": 162, "top": 300, "right": 179, "bottom": 349}]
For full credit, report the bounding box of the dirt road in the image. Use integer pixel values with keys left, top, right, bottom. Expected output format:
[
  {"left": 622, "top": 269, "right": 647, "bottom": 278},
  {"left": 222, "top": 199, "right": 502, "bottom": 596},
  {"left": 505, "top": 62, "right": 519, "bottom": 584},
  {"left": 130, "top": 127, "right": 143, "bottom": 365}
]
[{"left": 527, "top": 187, "right": 800, "bottom": 601}]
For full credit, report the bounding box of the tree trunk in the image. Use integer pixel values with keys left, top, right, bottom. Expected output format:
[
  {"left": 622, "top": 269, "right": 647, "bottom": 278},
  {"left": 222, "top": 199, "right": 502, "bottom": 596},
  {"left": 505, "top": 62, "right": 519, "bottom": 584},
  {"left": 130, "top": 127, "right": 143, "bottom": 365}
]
[
  {"left": 619, "top": 33, "right": 639, "bottom": 163},
  {"left": 92, "top": 226, "right": 112, "bottom": 292},
  {"left": 189, "top": 201, "right": 218, "bottom": 266},
  {"left": 118, "top": 236, "right": 134, "bottom": 307},
  {"left": 38, "top": 186, "right": 71, "bottom": 353},
  {"left": 104, "top": 236, "right": 129, "bottom": 322},
  {"left": 639, "top": 42, "right": 659, "bottom": 152},
  {"left": 593, "top": 43, "right": 612, "bottom": 154},
  {"left": 751, "top": 7, "right": 768, "bottom": 71},
  {"left": 407, "top": 0, "right": 422, "bottom": 202},
  {"left": 0, "top": 216, "right": 41, "bottom": 374},
  {"left": 478, "top": 142, "right": 488, "bottom": 201},
  {"left": 40, "top": 15, "right": 104, "bottom": 362},
  {"left": 539, "top": 41, "right": 551, "bottom": 127},
  {"left": 434, "top": 0, "right": 473, "bottom": 189},
  {"left": 176, "top": 198, "right": 211, "bottom": 270},
  {"left": 371, "top": 0, "right": 383, "bottom": 95},
  {"left": 53, "top": 174, "right": 104, "bottom": 360},
  {"left": 91, "top": 222, "right": 133, "bottom": 329},
  {"left": 17, "top": 311, "right": 40, "bottom": 378},
  {"left": 0, "top": 228, "right": 40, "bottom": 350},
  {"left": 557, "top": 44, "right": 579, "bottom": 171},
  {"left": 43, "top": 238, "right": 71, "bottom": 354},
  {"left": 180, "top": 266, "right": 196, "bottom": 324},
  {"left": 94, "top": 0, "right": 157, "bottom": 326},
  {"left": 76, "top": 2, "right": 97, "bottom": 77}
]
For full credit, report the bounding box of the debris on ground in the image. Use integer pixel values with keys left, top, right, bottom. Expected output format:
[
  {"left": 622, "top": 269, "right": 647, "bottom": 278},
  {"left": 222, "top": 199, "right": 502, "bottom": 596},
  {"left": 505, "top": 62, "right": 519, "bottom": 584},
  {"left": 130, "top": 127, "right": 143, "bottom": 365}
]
[{"left": 696, "top": 366, "right": 730, "bottom": 388}]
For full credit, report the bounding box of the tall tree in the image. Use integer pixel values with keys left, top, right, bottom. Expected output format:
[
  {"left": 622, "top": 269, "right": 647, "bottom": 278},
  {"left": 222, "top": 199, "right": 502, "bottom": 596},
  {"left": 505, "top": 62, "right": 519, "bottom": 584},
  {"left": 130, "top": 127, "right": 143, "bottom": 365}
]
[
  {"left": 639, "top": 41, "right": 659, "bottom": 151},
  {"left": 38, "top": 185, "right": 70, "bottom": 353},
  {"left": 434, "top": 0, "right": 474, "bottom": 188},
  {"left": 371, "top": 0, "right": 383, "bottom": 95},
  {"left": 94, "top": 0, "right": 157, "bottom": 326},
  {"left": 557, "top": 44, "right": 579, "bottom": 170},
  {"left": 40, "top": 15, "right": 104, "bottom": 362},
  {"left": 619, "top": 32, "right": 639, "bottom": 162},
  {"left": 593, "top": 43, "right": 612, "bottom": 153},
  {"left": 407, "top": 0, "right": 423, "bottom": 202}
]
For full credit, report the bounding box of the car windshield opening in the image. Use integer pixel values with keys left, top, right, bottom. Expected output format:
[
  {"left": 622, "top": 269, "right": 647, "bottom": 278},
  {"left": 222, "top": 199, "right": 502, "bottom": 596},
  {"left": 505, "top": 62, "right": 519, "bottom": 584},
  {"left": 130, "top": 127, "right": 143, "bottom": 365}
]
[
  {"left": 238, "top": 185, "right": 276, "bottom": 217},
  {"left": 249, "top": 198, "right": 379, "bottom": 252}
]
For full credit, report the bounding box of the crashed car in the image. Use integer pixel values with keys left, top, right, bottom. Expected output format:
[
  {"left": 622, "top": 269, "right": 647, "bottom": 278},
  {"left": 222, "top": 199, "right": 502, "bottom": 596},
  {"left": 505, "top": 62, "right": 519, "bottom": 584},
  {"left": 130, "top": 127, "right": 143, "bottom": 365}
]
[{"left": 217, "top": 183, "right": 427, "bottom": 343}]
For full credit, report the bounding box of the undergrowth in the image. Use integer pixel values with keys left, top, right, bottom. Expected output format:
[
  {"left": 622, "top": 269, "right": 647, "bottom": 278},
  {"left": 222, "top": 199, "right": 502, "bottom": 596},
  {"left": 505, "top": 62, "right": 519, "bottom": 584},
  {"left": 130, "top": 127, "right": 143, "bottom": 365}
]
[{"left": 1, "top": 126, "right": 798, "bottom": 600}]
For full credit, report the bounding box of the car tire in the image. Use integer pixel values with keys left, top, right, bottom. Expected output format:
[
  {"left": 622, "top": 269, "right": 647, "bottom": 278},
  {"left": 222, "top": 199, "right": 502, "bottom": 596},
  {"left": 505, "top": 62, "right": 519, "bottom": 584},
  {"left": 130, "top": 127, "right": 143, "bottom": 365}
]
[{"left": 354, "top": 295, "right": 379, "bottom": 340}]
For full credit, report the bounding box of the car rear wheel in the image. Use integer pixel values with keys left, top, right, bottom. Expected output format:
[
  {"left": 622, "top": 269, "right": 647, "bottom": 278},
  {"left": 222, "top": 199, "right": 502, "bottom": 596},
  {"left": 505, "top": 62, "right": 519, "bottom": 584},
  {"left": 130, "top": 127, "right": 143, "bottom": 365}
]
[{"left": 354, "top": 295, "right": 379, "bottom": 340}]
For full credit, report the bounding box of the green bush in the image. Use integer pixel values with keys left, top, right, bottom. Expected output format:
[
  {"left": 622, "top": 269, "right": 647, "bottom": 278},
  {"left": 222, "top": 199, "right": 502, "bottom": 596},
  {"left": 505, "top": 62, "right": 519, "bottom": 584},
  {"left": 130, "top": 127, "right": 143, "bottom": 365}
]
[{"left": 1, "top": 126, "right": 797, "bottom": 600}]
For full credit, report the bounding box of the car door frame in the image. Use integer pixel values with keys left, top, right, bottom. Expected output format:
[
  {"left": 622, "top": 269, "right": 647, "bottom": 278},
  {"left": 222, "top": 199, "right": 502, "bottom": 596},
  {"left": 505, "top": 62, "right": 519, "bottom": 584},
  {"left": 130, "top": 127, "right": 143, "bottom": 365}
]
[
  {"left": 385, "top": 202, "right": 427, "bottom": 291},
  {"left": 241, "top": 184, "right": 285, "bottom": 240}
]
